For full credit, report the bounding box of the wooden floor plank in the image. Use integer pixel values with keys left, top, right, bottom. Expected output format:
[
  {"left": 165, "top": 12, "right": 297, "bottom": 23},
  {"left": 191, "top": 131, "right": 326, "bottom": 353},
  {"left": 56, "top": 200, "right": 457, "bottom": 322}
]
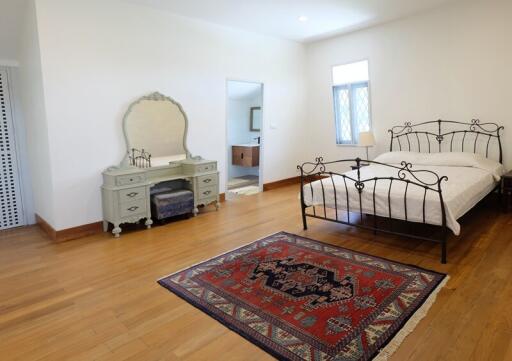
[{"left": 0, "top": 185, "right": 510, "bottom": 360}]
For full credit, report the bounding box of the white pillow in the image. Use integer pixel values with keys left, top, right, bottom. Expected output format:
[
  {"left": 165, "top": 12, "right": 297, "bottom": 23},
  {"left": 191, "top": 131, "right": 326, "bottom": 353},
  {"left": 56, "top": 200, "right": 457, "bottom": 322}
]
[
  {"left": 374, "top": 151, "right": 423, "bottom": 164},
  {"left": 374, "top": 151, "right": 506, "bottom": 181}
]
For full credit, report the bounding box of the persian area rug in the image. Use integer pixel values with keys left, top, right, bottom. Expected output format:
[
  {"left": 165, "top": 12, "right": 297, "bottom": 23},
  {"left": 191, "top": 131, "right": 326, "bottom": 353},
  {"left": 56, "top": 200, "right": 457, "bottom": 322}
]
[{"left": 158, "top": 232, "right": 448, "bottom": 361}]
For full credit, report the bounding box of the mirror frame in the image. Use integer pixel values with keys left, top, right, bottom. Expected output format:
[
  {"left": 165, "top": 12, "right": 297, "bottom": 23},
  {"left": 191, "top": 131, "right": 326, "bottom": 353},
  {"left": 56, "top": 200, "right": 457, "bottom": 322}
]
[
  {"left": 250, "top": 106, "right": 261, "bottom": 132},
  {"left": 121, "top": 92, "right": 191, "bottom": 166}
]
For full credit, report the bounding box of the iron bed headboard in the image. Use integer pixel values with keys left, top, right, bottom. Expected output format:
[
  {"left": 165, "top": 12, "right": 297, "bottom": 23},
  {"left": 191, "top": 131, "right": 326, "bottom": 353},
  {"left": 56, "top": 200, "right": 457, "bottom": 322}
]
[{"left": 389, "top": 119, "right": 504, "bottom": 163}]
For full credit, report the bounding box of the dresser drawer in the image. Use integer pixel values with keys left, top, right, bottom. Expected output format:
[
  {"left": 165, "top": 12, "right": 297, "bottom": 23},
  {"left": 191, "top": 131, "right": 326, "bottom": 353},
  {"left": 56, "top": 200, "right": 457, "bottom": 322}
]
[
  {"left": 119, "top": 199, "right": 147, "bottom": 218},
  {"left": 198, "top": 174, "right": 218, "bottom": 187},
  {"left": 196, "top": 163, "right": 216, "bottom": 173},
  {"left": 118, "top": 187, "right": 146, "bottom": 203},
  {"left": 198, "top": 185, "right": 217, "bottom": 200},
  {"left": 116, "top": 174, "right": 146, "bottom": 186}
]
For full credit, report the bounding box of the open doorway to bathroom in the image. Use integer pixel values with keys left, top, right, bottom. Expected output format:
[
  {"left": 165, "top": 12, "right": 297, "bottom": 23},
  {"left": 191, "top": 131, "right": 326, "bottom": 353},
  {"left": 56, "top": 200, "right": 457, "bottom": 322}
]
[{"left": 226, "top": 80, "right": 263, "bottom": 200}]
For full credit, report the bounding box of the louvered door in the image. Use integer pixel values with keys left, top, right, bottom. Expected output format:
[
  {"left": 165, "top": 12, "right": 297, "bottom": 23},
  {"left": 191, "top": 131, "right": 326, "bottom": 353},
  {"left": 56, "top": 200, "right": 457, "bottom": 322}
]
[{"left": 0, "top": 69, "right": 24, "bottom": 230}]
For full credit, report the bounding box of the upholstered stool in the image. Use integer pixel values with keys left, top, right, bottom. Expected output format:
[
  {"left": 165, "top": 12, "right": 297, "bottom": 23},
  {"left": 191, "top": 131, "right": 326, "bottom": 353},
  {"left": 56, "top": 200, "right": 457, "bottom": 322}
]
[{"left": 151, "top": 189, "right": 194, "bottom": 220}]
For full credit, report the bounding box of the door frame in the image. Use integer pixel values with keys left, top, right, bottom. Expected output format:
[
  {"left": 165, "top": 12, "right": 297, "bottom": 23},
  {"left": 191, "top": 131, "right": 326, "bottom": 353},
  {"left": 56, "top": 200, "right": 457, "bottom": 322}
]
[{"left": 225, "top": 79, "right": 265, "bottom": 197}]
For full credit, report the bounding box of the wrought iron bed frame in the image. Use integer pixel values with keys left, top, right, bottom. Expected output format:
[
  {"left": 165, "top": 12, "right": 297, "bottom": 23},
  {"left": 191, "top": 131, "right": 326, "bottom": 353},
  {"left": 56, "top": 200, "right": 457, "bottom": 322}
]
[{"left": 298, "top": 119, "right": 504, "bottom": 263}]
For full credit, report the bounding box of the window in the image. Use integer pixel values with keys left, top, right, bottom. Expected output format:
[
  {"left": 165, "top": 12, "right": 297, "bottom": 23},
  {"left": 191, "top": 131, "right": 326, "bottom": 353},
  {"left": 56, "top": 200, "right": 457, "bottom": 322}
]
[{"left": 332, "top": 60, "right": 371, "bottom": 145}]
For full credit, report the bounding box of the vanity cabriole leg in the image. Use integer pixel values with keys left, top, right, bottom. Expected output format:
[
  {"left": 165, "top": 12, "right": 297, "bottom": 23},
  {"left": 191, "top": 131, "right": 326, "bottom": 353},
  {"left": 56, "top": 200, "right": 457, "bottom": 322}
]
[
  {"left": 193, "top": 207, "right": 199, "bottom": 217},
  {"left": 103, "top": 221, "right": 109, "bottom": 232},
  {"left": 145, "top": 218, "right": 153, "bottom": 229},
  {"left": 112, "top": 224, "right": 122, "bottom": 238},
  {"left": 215, "top": 201, "right": 220, "bottom": 210}
]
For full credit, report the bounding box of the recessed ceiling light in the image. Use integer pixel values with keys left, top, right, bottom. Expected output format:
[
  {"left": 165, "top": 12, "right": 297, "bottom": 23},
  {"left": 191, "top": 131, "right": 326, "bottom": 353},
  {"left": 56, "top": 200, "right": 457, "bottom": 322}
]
[{"left": 298, "top": 16, "right": 309, "bottom": 22}]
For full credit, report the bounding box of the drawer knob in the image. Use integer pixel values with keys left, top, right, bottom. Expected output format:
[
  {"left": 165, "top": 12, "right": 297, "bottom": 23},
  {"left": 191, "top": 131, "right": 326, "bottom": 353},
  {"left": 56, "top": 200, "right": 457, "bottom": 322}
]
[
  {"left": 126, "top": 192, "right": 138, "bottom": 198},
  {"left": 203, "top": 190, "right": 211, "bottom": 195},
  {"left": 127, "top": 206, "right": 139, "bottom": 212},
  {"left": 203, "top": 179, "right": 212, "bottom": 183}
]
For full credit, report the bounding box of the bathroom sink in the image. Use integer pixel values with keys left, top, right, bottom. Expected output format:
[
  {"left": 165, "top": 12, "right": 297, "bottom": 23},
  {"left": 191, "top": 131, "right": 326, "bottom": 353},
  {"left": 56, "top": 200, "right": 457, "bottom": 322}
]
[{"left": 233, "top": 143, "right": 259, "bottom": 147}]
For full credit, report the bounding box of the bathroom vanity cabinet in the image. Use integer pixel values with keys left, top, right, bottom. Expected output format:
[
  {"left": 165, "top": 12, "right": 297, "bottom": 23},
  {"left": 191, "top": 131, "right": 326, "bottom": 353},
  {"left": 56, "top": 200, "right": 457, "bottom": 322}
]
[{"left": 232, "top": 145, "right": 260, "bottom": 167}]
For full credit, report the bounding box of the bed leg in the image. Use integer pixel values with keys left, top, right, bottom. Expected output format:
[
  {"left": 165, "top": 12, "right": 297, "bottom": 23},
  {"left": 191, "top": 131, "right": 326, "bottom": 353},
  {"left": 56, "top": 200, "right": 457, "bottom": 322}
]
[
  {"left": 441, "top": 231, "right": 447, "bottom": 264},
  {"left": 302, "top": 207, "right": 308, "bottom": 230}
]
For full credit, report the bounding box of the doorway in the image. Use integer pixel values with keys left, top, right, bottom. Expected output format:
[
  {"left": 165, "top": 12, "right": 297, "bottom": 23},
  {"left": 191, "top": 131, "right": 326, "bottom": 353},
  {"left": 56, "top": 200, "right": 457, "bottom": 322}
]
[{"left": 226, "top": 80, "right": 263, "bottom": 200}]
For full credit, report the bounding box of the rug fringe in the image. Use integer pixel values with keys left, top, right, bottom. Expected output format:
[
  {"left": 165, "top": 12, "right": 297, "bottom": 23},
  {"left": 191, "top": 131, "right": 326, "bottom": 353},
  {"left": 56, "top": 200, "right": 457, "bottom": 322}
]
[{"left": 373, "top": 275, "right": 450, "bottom": 361}]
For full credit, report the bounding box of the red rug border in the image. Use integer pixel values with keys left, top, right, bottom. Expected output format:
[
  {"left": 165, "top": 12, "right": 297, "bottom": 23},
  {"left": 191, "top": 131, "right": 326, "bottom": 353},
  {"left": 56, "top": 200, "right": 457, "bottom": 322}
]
[{"left": 157, "top": 231, "right": 447, "bottom": 361}]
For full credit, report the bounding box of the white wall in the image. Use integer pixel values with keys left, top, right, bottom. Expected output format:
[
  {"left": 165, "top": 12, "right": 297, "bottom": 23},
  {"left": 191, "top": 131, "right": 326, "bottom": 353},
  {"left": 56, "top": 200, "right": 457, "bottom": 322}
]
[
  {"left": 227, "top": 93, "right": 262, "bottom": 179},
  {"left": 0, "top": 0, "right": 27, "bottom": 66},
  {"left": 17, "top": 0, "right": 54, "bottom": 226},
  {"left": 34, "top": 0, "right": 306, "bottom": 230},
  {"left": 20, "top": 0, "right": 512, "bottom": 231},
  {"left": 304, "top": 0, "right": 512, "bottom": 167}
]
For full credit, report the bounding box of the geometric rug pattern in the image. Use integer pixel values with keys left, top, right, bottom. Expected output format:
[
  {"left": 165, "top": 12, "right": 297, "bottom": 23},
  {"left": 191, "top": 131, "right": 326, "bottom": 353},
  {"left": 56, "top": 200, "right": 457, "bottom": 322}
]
[{"left": 158, "top": 232, "right": 447, "bottom": 361}]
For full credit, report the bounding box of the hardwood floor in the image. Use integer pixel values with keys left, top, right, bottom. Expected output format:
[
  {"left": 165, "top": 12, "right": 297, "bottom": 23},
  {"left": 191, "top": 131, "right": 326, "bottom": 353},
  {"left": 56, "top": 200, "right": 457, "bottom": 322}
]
[{"left": 1, "top": 185, "right": 511, "bottom": 360}]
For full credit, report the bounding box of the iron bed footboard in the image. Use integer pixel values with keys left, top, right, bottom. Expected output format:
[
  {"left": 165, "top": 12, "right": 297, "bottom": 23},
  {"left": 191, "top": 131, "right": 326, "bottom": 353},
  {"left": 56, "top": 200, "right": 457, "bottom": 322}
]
[{"left": 297, "top": 157, "right": 450, "bottom": 263}]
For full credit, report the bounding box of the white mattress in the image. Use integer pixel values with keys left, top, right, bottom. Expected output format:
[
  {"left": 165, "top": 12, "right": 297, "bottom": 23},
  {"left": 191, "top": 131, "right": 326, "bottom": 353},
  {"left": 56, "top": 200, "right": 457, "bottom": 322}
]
[{"left": 303, "top": 157, "right": 502, "bottom": 235}]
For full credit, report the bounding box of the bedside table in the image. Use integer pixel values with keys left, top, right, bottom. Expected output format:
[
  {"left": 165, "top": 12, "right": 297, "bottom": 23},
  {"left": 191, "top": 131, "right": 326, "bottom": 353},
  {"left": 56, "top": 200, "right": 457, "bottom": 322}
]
[
  {"left": 351, "top": 163, "right": 370, "bottom": 171},
  {"left": 502, "top": 170, "right": 512, "bottom": 212}
]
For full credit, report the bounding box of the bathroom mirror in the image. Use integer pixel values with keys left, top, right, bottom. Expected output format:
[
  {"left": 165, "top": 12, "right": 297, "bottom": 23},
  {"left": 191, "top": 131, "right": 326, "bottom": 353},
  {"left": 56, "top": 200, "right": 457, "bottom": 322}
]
[
  {"left": 250, "top": 107, "right": 262, "bottom": 132},
  {"left": 122, "top": 92, "right": 191, "bottom": 167}
]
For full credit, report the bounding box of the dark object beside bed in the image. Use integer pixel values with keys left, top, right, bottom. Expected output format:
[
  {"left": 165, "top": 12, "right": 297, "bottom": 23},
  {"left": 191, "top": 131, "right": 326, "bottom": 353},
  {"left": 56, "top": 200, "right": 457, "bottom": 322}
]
[{"left": 297, "top": 119, "right": 504, "bottom": 263}]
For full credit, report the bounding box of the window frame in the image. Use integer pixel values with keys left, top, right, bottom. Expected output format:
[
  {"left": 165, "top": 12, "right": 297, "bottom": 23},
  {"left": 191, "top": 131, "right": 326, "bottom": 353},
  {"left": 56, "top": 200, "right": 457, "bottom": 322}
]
[{"left": 331, "top": 60, "right": 372, "bottom": 146}]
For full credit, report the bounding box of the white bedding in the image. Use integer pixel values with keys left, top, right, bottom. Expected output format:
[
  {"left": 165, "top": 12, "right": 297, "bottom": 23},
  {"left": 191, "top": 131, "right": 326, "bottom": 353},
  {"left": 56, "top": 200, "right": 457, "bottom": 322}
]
[{"left": 303, "top": 152, "right": 506, "bottom": 235}]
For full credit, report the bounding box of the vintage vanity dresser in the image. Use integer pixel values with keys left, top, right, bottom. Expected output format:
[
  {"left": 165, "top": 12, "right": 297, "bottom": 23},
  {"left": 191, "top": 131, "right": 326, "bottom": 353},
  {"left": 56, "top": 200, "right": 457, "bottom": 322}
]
[{"left": 102, "top": 92, "right": 219, "bottom": 237}]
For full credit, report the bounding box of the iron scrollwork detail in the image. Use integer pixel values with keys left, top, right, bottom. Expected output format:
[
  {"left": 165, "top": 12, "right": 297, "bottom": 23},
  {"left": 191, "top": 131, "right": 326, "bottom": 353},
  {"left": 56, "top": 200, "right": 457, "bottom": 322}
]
[
  {"left": 387, "top": 118, "right": 504, "bottom": 163},
  {"left": 297, "top": 156, "right": 326, "bottom": 175},
  {"left": 354, "top": 181, "right": 365, "bottom": 193}
]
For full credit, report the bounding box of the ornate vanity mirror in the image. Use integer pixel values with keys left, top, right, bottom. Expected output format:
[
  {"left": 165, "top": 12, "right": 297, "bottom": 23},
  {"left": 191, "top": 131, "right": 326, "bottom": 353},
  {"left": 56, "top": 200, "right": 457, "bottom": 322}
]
[
  {"left": 122, "top": 92, "right": 191, "bottom": 167},
  {"left": 103, "top": 91, "right": 220, "bottom": 237}
]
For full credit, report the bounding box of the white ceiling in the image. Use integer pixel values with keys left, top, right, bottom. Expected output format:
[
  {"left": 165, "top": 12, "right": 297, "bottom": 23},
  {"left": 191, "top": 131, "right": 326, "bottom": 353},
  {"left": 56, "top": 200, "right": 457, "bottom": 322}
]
[
  {"left": 129, "top": 0, "right": 458, "bottom": 43},
  {"left": 0, "top": 0, "right": 459, "bottom": 63}
]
